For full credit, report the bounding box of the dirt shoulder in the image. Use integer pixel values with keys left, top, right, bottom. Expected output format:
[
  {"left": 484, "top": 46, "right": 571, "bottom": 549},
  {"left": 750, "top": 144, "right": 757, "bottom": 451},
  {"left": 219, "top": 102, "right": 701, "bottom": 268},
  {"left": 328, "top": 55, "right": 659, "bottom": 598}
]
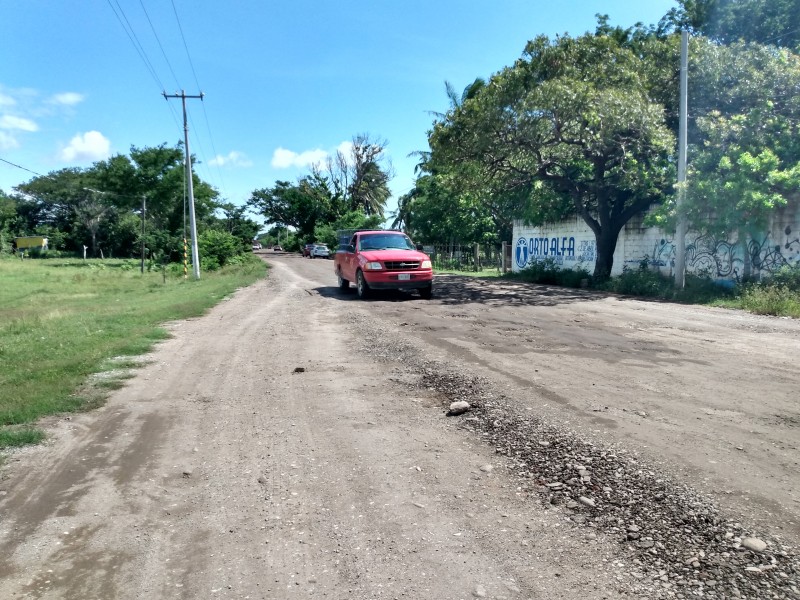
[{"left": 0, "top": 254, "right": 797, "bottom": 599}]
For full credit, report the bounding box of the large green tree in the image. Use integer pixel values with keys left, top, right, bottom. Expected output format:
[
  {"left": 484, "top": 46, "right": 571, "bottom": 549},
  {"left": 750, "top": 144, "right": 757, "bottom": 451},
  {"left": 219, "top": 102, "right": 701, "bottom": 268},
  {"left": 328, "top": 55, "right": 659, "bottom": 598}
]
[
  {"left": 650, "top": 39, "right": 800, "bottom": 277},
  {"left": 248, "top": 174, "right": 336, "bottom": 240},
  {"left": 428, "top": 33, "right": 676, "bottom": 279},
  {"left": 12, "top": 142, "right": 224, "bottom": 260}
]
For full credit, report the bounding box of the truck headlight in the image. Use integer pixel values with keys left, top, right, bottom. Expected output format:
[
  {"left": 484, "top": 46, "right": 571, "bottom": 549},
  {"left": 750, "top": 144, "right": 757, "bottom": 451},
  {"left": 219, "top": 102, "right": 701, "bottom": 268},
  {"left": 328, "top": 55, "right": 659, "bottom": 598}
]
[
  {"left": 421, "top": 260, "right": 432, "bottom": 269},
  {"left": 364, "top": 262, "right": 383, "bottom": 270}
]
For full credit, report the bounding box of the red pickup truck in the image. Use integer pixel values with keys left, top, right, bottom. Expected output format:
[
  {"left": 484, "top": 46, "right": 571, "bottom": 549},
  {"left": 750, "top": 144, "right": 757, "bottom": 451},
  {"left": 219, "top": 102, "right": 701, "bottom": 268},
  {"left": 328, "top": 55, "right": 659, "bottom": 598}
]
[{"left": 334, "top": 230, "right": 434, "bottom": 299}]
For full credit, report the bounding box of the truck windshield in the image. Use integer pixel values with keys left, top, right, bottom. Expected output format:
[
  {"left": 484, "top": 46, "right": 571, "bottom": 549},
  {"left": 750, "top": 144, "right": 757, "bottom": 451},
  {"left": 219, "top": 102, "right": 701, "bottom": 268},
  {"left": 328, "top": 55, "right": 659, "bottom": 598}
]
[{"left": 359, "top": 234, "right": 414, "bottom": 251}]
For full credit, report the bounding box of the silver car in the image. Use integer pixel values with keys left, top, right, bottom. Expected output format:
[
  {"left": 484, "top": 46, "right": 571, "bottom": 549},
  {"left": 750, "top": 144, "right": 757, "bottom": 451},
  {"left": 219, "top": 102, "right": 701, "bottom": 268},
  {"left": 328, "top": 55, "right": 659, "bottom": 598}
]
[{"left": 311, "top": 244, "right": 330, "bottom": 259}]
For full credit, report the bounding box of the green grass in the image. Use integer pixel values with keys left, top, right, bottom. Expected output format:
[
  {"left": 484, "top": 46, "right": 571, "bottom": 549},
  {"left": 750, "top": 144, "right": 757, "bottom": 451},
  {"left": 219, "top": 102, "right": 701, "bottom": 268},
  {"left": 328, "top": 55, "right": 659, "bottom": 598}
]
[
  {"left": 0, "top": 426, "right": 45, "bottom": 449},
  {"left": 0, "top": 255, "right": 267, "bottom": 450},
  {"left": 719, "top": 284, "right": 800, "bottom": 317},
  {"left": 434, "top": 267, "right": 503, "bottom": 277}
]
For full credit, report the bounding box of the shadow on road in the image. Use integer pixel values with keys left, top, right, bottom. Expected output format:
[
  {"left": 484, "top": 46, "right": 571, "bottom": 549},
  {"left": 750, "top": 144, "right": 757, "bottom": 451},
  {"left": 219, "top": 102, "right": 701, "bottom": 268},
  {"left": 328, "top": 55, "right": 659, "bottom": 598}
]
[{"left": 316, "top": 274, "right": 610, "bottom": 307}]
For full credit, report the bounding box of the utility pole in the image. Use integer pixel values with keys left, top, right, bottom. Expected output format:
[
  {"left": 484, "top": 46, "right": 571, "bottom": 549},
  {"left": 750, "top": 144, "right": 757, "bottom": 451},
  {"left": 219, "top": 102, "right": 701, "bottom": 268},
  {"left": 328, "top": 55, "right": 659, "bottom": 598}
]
[
  {"left": 140, "top": 195, "right": 146, "bottom": 274},
  {"left": 163, "top": 90, "right": 204, "bottom": 280},
  {"left": 674, "top": 31, "right": 689, "bottom": 288}
]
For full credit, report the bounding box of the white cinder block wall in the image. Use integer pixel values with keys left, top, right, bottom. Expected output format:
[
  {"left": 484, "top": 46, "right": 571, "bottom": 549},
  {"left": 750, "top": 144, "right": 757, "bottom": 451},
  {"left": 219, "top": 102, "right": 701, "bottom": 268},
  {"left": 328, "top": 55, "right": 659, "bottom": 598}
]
[{"left": 512, "top": 203, "right": 800, "bottom": 281}]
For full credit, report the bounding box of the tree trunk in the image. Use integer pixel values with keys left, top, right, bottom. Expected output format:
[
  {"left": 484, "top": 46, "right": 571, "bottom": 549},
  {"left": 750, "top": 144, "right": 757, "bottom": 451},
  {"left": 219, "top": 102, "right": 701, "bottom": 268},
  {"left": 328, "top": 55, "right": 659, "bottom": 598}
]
[
  {"left": 592, "top": 227, "right": 621, "bottom": 281},
  {"left": 739, "top": 228, "right": 752, "bottom": 282}
]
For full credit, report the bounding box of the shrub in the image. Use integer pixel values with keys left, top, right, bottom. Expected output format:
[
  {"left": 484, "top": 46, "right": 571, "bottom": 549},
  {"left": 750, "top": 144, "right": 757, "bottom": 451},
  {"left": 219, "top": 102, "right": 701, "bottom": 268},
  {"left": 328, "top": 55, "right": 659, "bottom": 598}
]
[
  {"left": 739, "top": 284, "right": 800, "bottom": 316},
  {"left": 604, "top": 263, "right": 674, "bottom": 297},
  {"left": 767, "top": 264, "right": 800, "bottom": 291},
  {"left": 511, "top": 258, "right": 591, "bottom": 287},
  {"left": 197, "top": 229, "right": 243, "bottom": 269}
]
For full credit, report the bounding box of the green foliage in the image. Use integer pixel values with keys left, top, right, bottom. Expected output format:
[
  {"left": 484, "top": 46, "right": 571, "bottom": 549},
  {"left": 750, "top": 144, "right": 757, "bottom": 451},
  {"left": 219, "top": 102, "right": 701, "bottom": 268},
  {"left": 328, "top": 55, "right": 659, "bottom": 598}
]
[
  {"left": 661, "top": 0, "right": 800, "bottom": 50},
  {"left": 6, "top": 142, "right": 263, "bottom": 267},
  {"left": 649, "top": 40, "right": 800, "bottom": 251},
  {"left": 313, "top": 210, "right": 383, "bottom": 249},
  {"left": 510, "top": 259, "right": 591, "bottom": 288},
  {"left": 603, "top": 263, "right": 676, "bottom": 297},
  {"left": 0, "top": 427, "right": 45, "bottom": 448},
  {"left": 427, "top": 32, "right": 676, "bottom": 279},
  {"left": 0, "top": 257, "right": 266, "bottom": 449},
  {"left": 249, "top": 175, "right": 337, "bottom": 240},
  {"left": 197, "top": 228, "right": 243, "bottom": 271},
  {"left": 738, "top": 283, "right": 800, "bottom": 316},
  {"left": 248, "top": 134, "right": 392, "bottom": 240},
  {"left": 768, "top": 263, "right": 800, "bottom": 289},
  {"left": 393, "top": 173, "right": 502, "bottom": 245}
]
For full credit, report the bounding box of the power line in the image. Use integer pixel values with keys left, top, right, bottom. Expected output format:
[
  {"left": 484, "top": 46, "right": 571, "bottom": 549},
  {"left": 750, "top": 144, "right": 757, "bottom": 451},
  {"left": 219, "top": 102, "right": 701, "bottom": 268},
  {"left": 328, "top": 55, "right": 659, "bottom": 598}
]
[
  {"left": 0, "top": 156, "right": 48, "bottom": 179},
  {"left": 106, "top": 0, "right": 165, "bottom": 92},
  {"left": 170, "top": 0, "right": 228, "bottom": 200},
  {"left": 106, "top": 0, "right": 183, "bottom": 135},
  {"left": 138, "top": 0, "right": 182, "bottom": 90},
  {"left": 170, "top": 0, "right": 202, "bottom": 92}
]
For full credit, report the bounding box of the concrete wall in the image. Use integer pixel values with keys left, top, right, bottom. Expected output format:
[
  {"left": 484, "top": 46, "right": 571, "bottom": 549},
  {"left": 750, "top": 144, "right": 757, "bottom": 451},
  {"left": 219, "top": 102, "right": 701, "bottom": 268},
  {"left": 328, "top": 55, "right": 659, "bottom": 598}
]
[{"left": 512, "top": 203, "right": 800, "bottom": 281}]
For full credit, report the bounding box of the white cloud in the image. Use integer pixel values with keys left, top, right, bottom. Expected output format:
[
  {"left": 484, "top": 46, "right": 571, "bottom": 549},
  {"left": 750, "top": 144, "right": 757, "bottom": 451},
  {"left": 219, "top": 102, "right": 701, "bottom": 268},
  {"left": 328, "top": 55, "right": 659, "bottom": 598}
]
[
  {"left": 0, "top": 114, "right": 38, "bottom": 131},
  {"left": 0, "top": 131, "right": 19, "bottom": 150},
  {"left": 336, "top": 140, "right": 354, "bottom": 158},
  {"left": 0, "top": 93, "right": 15, "bottom": 107},
  {"left": 209, "top": 150, "right": 253, "bottom": 168},
  {"left": 50, "top": 92, "right": 85, "bottom": 106},
  {"left": 271, "top": 146, "right": 329, "bottom": 169},
  {"left": 59, "top": 130, "right": 111, "bottom": 162}
]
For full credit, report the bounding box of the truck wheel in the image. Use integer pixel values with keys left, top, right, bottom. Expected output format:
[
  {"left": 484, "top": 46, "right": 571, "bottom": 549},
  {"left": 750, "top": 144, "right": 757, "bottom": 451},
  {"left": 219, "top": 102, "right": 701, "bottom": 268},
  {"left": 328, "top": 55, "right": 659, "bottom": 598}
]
[
  {"left": 419, "top": 284, "right": 433, "bottom": 299},
  {"left": 356, "top": 270, "right": 371, "bottom": 299},
  {"left": 338, "top": 274, "right": 350, "bottom": 291}
]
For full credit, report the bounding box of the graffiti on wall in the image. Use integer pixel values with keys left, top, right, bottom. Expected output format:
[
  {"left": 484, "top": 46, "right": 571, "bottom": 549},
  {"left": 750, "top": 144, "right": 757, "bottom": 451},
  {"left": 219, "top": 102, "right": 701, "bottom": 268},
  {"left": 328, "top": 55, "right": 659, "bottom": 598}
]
[
  {"left": 514, "top": 217, "right": 799, "bottom": 280},
  {"left": 648, "top": 227, "right": 799, "bottom": 280}
]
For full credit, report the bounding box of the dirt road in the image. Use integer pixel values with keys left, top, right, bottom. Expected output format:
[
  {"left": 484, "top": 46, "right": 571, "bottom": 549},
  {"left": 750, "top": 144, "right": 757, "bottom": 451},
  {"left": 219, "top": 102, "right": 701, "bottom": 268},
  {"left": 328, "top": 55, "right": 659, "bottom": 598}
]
[{"left": 1, "top": 253, "right": 798, "bottom": 599}]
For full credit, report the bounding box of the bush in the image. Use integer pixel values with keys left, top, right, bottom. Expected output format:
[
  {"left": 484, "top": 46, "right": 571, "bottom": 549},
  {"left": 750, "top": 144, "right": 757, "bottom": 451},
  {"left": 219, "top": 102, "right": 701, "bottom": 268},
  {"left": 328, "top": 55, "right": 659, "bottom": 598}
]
[
  {"left": 739, "top": 284, "right": 800, "bottom": 316},
  {"left": 603, "top": 263, "right": 674, "bottom": 297},
  {"left": 767, "top": 264, "right": 800, "bottom": 291},
  {"left": 197, "top": 229, "right": 243, "bottom": 269},
  {"left": 511, "top": 258, "right": 591, "bottom": 287}
]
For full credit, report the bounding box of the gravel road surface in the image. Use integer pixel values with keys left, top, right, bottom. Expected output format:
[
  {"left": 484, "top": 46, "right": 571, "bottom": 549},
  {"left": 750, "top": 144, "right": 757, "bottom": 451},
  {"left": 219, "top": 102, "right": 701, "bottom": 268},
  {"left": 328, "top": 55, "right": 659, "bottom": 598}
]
[{"left": 0, "top": 252, "right": 798, "bottom": 599}]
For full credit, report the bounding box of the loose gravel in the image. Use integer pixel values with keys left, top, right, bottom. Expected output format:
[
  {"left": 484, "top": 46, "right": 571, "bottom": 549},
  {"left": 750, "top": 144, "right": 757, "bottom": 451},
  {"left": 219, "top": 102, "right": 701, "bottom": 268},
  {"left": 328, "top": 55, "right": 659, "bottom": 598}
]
[{"left": 348, "top": 311, "right": 800, "bottom": 600}]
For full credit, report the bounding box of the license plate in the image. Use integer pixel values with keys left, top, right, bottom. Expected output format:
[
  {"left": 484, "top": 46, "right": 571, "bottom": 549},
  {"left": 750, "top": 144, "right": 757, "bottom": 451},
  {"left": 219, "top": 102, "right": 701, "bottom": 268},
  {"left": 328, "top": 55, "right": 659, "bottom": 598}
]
[{"left": 397, "top": 273, "right": 411, "bottom": 281}]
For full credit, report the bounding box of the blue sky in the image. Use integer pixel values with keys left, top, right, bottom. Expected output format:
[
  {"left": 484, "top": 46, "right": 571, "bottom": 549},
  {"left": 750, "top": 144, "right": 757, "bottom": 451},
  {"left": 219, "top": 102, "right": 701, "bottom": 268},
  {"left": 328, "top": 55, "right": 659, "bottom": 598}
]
[{"left": 1, "top": 0, "right": 677, "bottom": 228}]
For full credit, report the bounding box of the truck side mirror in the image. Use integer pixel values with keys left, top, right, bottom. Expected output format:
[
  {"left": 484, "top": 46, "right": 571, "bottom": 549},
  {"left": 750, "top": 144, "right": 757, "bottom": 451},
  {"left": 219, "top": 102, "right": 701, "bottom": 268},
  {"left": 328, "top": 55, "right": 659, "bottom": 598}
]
[
  {"left": 347, "top": 244, "right": 355, "bottom": 253},
  {"left": 416, "top": 244, "right": 424, "bottom": 251}
]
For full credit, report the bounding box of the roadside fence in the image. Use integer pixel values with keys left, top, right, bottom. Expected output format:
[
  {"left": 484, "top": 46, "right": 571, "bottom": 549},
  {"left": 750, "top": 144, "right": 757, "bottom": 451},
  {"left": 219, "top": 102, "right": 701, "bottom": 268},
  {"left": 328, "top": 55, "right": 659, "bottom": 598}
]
[{"left": 423, "top": 243, "right": 513, "bottom": 273}]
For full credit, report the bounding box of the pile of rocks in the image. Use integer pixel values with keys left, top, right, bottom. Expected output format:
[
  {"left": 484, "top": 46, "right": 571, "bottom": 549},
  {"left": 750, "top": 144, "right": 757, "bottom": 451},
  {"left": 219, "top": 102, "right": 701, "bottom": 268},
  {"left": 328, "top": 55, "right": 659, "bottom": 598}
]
[
  {"left": 348, "top": 313, "right": 798, "bottom": 598},
  {"left": 420, "top": 367, "right": 800, "bottom": 600}
]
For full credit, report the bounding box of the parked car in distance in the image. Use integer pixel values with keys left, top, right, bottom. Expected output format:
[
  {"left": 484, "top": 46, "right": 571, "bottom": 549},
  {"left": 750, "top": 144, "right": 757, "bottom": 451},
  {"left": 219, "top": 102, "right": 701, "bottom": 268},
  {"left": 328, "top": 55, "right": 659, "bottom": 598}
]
[
  {"left": 252, "top": 242, "right": 262, "bottom": 251},
  {"left": 311, "top": 244, "right": 330, "bottom": 259},
  {"left": 273, "top": 245, "right": 283, "bottom": 251},
  {"left": 302, "top": 243, "right": 315, "bottom": 257}
]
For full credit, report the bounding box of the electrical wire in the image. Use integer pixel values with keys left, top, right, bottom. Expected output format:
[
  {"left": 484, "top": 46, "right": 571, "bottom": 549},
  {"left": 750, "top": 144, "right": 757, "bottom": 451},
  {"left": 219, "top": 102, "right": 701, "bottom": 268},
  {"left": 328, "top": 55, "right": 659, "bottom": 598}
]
[
  {"left": 106, "top": 0, "right": 165, "bottom": 92},
  {"left": 0, "top": 156, "right": 48, "bottom": 179},
  {"left": 106, "top": 0, "right": 183, "bottom": 135},
  {"left": 170, "top": 0, "right": 229, "bottom": 200},
  {"left": 138, "top": 0, "right": 182, "bottom": 90}
]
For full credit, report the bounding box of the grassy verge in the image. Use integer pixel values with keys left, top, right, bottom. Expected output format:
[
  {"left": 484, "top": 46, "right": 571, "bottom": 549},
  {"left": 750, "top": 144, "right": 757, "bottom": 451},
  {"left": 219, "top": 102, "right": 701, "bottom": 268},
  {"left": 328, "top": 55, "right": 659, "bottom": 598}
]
[
  {"left": 0, "top": 255, "right": 267, "bottom": 450},
  {"left": 508, "top": 259, "right": 800, "bottom": 318},
  {"left": 434, "top": 267, "right": 503, "bottom": 277}
]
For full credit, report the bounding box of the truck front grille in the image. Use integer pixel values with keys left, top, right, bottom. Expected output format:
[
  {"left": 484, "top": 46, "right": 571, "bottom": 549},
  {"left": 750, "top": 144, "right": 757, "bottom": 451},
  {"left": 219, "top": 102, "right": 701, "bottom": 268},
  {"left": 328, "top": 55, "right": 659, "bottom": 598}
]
[{"left": 384, "top": 261, "right": 420, "bottom": 271}]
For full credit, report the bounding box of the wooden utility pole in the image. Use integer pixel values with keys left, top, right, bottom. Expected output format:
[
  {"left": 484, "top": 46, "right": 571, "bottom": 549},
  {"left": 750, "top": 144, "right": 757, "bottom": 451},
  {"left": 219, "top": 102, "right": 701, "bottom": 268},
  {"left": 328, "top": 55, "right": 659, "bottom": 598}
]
[{"left": 163, "top": 90, "right": 204, "bottom": 280}]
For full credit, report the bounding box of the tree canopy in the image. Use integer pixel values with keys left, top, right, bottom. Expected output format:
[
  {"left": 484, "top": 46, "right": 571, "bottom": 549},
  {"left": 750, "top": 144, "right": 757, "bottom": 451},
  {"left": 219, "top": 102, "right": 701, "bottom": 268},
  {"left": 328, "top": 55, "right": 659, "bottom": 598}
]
[
  {"left": 427, "top": 33, "right": 676, "bottom": 278},
  {"left": 661, "top": 0, "right": 800, "bottom": 50},
  {"left": 3, "top": 143, "right": 259, "bottom": 265}
]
